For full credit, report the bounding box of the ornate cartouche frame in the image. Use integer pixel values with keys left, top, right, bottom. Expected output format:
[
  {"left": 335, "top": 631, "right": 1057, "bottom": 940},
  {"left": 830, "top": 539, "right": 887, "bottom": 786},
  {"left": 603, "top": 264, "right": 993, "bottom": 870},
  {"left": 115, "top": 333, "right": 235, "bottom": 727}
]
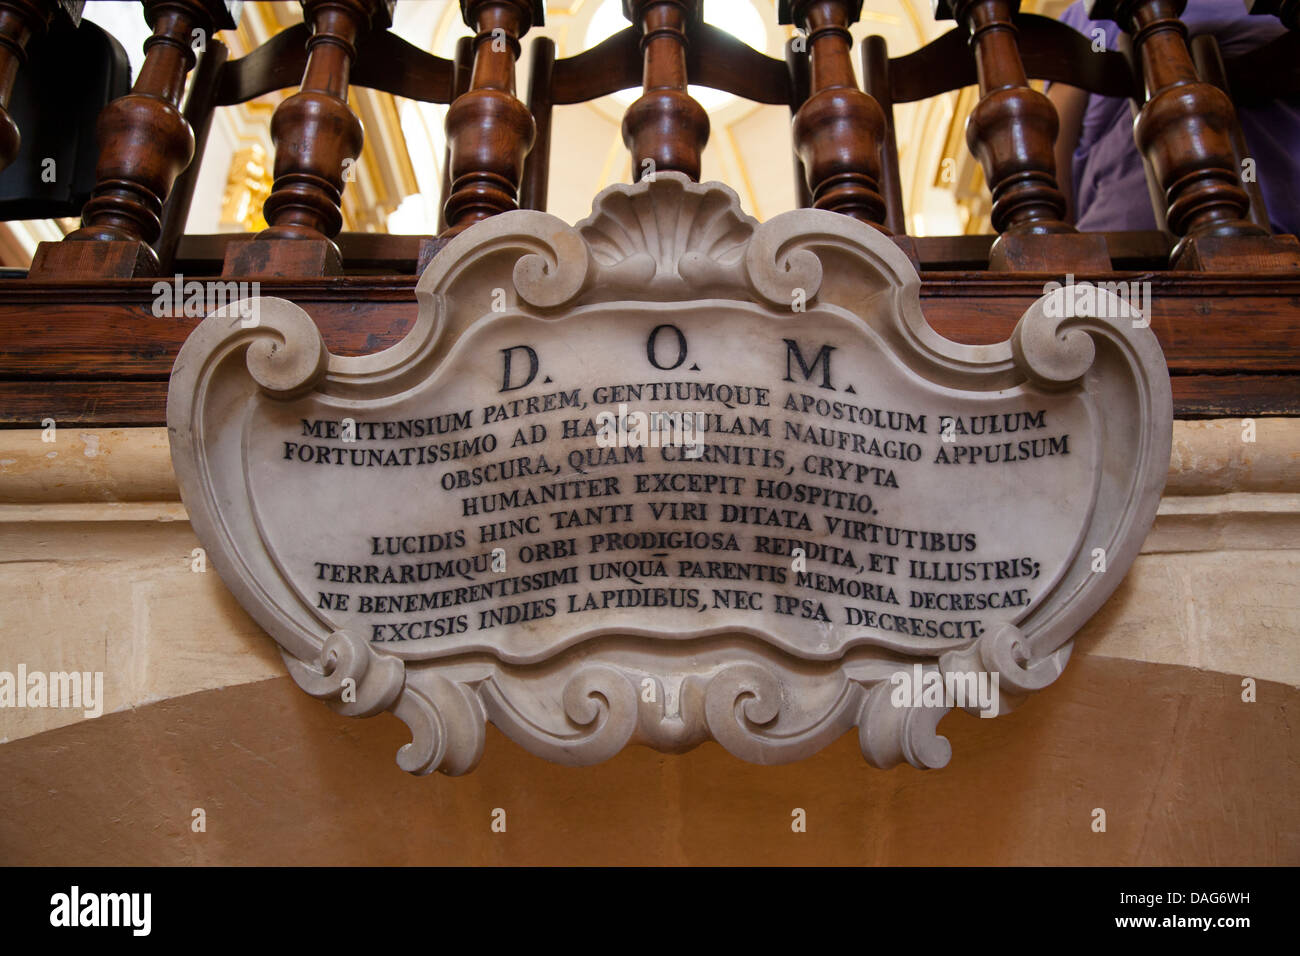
[{"left": 168, "top": 174, "right": 1172, "bottom": 775}]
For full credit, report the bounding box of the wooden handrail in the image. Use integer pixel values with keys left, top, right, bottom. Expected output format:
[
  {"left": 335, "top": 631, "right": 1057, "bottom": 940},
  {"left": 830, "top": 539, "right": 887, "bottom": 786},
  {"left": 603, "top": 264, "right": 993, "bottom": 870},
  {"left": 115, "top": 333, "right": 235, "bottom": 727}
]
[
  {"left": 887, "top": 15, "right": 1137, "bottom": 104},
  {"left": 215, "top": 22, "right": 456, "bottom": 106}
]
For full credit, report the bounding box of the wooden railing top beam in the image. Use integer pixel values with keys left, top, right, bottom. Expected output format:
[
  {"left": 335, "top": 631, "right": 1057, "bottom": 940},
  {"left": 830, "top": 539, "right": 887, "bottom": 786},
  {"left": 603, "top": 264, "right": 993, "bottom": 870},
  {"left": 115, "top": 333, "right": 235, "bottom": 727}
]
[{"left": 215, "top": 21, "right": 456, "bottom": 106}]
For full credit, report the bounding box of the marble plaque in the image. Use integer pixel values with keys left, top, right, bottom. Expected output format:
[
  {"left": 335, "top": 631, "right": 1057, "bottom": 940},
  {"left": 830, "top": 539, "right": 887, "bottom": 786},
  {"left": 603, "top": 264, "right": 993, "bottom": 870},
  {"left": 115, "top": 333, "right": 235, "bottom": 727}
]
[{"left": 167, "top": 174, "right": 1172, "bottom": 774}]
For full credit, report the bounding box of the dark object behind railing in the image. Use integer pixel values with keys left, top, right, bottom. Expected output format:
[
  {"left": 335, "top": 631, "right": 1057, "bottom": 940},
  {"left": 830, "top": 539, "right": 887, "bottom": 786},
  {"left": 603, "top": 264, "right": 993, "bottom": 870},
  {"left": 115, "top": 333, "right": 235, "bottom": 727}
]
[{"left": 0, "top": 18, "right": 129, "bottom": 219}]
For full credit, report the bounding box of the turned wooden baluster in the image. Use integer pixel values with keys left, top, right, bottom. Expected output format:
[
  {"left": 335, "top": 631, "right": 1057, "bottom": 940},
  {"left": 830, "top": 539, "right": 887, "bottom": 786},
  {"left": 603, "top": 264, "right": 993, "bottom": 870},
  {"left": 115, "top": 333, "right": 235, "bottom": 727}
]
[
  {"left": 441, "top": 0, "right": 539, "bottom": 235},
  {"left": 31, "top": 0, "right": 237, "bottom": 278},
  {"left": 780, "top": 0, "right": 887, "bottom": 231},
  {"left": 0, "top": 0, "right": 78, "bottom": 171},
  {"left": 937, "top": 0, "right": 1109, "bottom": 269},
  {"left": 225, "top": 0, "right": 392, "bottom": 275},
  {"left": 1087, "top": 0, "right": 1291, "bottom": 269},
  {"left": 622, "top": 0, "right": 708, "bottom": 182}
]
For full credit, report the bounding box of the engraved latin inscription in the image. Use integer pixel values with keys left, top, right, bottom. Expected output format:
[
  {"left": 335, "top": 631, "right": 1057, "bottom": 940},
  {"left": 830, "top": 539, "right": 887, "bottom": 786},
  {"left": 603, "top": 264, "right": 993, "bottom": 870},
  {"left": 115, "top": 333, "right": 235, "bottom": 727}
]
[{"left": 245, "top": 306, "right": 1094, "bottom": 662}]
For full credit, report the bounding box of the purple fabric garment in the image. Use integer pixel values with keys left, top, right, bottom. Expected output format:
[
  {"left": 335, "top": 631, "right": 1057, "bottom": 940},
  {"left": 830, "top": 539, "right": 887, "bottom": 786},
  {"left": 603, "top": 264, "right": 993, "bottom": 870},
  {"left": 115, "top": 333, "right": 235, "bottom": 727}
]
[{"left": 1056, "top": 0, "right": 1300, "bottom": 236}]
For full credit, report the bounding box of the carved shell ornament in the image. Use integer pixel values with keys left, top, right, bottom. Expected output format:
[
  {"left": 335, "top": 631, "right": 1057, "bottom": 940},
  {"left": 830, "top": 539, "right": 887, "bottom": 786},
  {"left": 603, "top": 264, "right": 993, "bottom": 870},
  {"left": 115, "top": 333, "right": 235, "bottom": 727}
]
[{"left": 167, "top": 173, "right": 1172, "bottom": 775}]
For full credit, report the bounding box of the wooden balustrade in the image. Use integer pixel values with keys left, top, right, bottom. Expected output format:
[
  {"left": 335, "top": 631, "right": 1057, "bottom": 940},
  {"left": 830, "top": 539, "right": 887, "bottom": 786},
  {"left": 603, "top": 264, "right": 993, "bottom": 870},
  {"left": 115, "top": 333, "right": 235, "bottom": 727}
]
[
  {"left": 781, "top": 0, "right": 889, "bottom": 231},
  {"left": 937, "top": 0, "right": 1109, "bottom": 270},
  {"left": 223, "top": 0, "right": 393, "bottom": 277},
  {"left": 441, "top": 0, "right": 539, "bottom": 236},
  {"left": 28, "top": 0, "right": 238, "bottom": 278},
  {"left": 1088, "top": 0, "right": 1299, "bottom": 270},
  {"left": 623, "top": 0, "right": 708, "bottom": 182},
  {"left": 4, "top": 0, "right": 1298, "bottom": 279}
]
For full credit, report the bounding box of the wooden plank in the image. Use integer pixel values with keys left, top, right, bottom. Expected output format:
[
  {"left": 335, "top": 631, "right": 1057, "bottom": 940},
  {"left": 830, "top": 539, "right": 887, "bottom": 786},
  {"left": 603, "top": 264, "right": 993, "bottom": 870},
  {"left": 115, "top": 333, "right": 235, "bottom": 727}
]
[
  {"left": 3, "top": 275, "right": 1298, "bottom": 376},
  {"left": 171, "top": 230, "right": 1175, "bottom": 275},
  {"left": 177, "top": 233, "right": 428, "bottom": 275},
  {"left": 1167, "top": 374, "right": 1300, "bottom": 418},
  {"left": 0, "top": 380, "right": 170, "bottom": 426},
  {"left": 0, "top": 280, "right": 419, "bottom": 377},
  {"left": 0, "top": 273, "right": 1297, "bottom": 426},
  {"left": 910, "top": 231, "right": 1173, "bottom": 270}
]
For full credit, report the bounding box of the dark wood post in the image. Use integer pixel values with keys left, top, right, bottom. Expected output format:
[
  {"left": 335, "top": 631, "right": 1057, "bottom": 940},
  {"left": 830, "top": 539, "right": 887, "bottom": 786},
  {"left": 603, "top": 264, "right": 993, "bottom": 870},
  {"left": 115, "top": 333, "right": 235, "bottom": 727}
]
[
  {"left": 784, "top": 34, "right": 813, "bottom": 209},
  {"left": 518, "top": 34, "right": 555, "bottom": 212},
  {"left": 156, "top": 31, "right": 227, "bottom": 272},
  {"left": 622, "top": 0, "right": 708, "bottom": 182},
  {"left": 780, "top": 0, "right": 888, "bottom": 231},
  {"left": 0, "top": 0, "right": 79, "bottom": 171},
  {"left": 1088, "top": 0, "right": 1299, "bottom": 270},
  {"left": 859, "top": 34, "right": 906, "bottom": 236},
  {"left": 224, "top": 0, "right": 393, "bottom": 277},
  {"left": 936, "top": 0, "right": 1109, "bottom": 270},
  {"left": 441, "top": 0, "right": 540, "bottom": 236},
  {"left": 29, "top": 0, "right": 238, "bottom": 278},
  {"left": 436, "top": 36, "right": 474, "bottom": 235}
]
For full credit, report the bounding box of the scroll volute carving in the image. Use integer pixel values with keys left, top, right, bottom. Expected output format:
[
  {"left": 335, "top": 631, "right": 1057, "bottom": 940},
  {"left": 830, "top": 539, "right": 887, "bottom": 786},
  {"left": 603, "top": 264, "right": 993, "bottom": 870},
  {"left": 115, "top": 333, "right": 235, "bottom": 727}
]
[
  {"left": 1087, "top": 0, "right": 1278, "bottom": 266},
  {"left": 0, "top": 0, "right": 77, "bottom": 170},
  {"left": 33, "top": 0, "right": 237, "bottom": 277},
  {"left": 622, "top": 0, "right": 709, "bottom": 183},
  {"left": 781, "top": 0, "right": 888, "bottom": 231},
  {"left": 441, "top": 0, "right": 540, "bottom": 236},
  {"left": 255, "top": 0, "right": 393, "bottom": 251}
]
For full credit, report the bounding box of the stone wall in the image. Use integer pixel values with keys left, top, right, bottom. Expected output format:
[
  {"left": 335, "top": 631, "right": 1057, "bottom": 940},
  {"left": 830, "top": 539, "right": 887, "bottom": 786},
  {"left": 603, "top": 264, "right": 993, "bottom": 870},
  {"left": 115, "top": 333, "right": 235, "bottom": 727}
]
[{"left": 0, "top": 420, "right": 1296, "bottom": 864}]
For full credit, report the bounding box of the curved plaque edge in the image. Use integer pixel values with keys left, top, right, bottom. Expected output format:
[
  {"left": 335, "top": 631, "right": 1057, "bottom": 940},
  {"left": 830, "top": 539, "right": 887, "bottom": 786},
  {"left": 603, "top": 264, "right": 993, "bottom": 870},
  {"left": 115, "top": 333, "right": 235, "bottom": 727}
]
[{"left": 165, "top": 175, "right": 1174, "bottom": 775}]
